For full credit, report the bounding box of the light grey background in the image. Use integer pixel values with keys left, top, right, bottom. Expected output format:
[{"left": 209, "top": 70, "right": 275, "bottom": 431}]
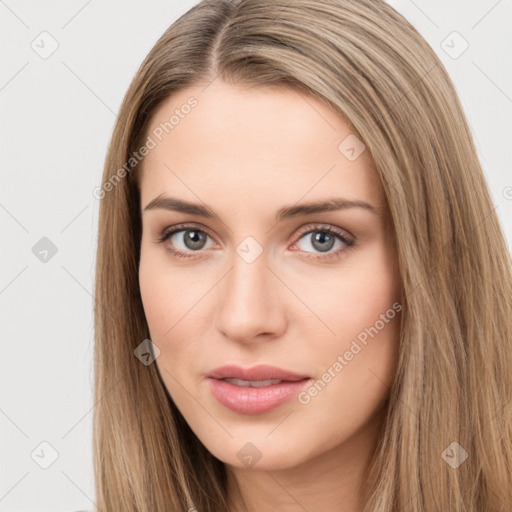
[{"left": 1, "top": 1, "right": 511, "bottom": 510}]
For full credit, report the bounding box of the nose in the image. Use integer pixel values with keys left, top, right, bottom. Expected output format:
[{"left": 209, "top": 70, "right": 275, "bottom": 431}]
[{"left": 214, "top": 249, "right": 287, "bottom": 344}]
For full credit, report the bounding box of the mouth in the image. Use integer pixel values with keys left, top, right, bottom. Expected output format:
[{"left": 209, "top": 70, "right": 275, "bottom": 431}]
[
  {"left": 207, "top": 363, "right": 310, "bottom": 382},
  {"left": 220, "top": 378, "right": 289, "bottom": 387},
  {"left": 207, "top": 364, "right": 312, "bottom": 415}
]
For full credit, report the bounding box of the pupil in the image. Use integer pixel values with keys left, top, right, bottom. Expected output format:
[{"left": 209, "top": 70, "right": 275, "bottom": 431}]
[
  {"left": 185, "top": 230, "right": 206, "bottom": 250},
  {"left": 312, "top": 231, "right": 334, "bottom": 252}
]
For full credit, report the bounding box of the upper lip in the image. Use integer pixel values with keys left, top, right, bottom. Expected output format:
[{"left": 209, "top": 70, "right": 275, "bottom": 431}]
[{"left": 208, "top": 364, "right": 310, "bottom": 382}]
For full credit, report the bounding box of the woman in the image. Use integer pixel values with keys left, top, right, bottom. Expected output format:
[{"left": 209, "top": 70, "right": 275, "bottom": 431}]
[{"left": 93, "top": 0, "right": 512, "bottom": 510}]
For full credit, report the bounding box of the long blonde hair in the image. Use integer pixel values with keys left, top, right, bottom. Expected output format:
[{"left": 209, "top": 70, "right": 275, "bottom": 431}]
[{"left": 93, "top": 0, "right": 512, "bottom": 510}]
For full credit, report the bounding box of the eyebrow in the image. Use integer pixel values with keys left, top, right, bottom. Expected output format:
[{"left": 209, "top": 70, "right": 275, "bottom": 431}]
[{"left": 143, "top": 195, "right": 383, "bottom": 220}]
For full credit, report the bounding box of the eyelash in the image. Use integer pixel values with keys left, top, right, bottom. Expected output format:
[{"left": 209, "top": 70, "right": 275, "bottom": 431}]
[{"left": 155, "top": 222, "right": 356, "bottom": 262}]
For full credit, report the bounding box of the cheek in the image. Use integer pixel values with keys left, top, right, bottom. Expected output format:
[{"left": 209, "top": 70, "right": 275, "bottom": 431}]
[
  {"left": 295, "top": 242, "right": 401, "bottom": 416},
  {"left": 295, "top": 302, "right": 400, "bottom": 449},
  {"left": 138, "top": 245, "right": 196, "bottom": 337},
  {"left": 340, "top": 262, "right": 401, "bottom": 383},
  {"left": 289, "top": 240, "right": 401, "bottom": 347},
  {"left": 138, "top": 250, "right": 208, "bottom": 389},
  {"left": 139, "top": 261, "right": 170, "bottom": 338},
  {"left": 337, "top": 269, "right": 401, "bottom": 347}
]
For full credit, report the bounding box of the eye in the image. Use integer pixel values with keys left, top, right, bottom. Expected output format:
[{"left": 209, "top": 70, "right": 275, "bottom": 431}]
[
  {"left": 291, "top": 224, "right": 355, "bottom": 261},
  {"left": 156, "top": 224, "right": 215, "bottom": 259},
  {"left": 155, "top": 222, "right": 356, "bottom": 261}
]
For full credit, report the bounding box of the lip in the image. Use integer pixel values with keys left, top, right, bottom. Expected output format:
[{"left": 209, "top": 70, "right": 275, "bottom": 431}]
[
  {"left": 207, "top": 364, "right": 311, "bottom": 415},
  {"left": 207, "top": 364, "right": 310, "bottom": 382}
]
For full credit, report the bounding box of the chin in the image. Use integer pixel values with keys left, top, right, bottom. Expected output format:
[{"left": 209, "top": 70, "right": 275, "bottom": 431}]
[{"left": 197, "top": 432, "right": 312, "bottom": 471}]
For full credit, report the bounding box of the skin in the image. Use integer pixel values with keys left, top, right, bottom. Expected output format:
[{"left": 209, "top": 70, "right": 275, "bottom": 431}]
[{"left": 138, "top": 80, "right": 403, "bottom": 512}]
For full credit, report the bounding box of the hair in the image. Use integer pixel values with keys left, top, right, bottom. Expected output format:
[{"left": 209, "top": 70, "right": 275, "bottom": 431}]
[{"left": 93, "top": 0, "right": 512, "bottom": 510}]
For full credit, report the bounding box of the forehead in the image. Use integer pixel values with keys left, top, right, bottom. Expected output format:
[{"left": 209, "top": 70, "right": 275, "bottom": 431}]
[{"left": 138, "top": 81, "right": 385, "bottom": 215}]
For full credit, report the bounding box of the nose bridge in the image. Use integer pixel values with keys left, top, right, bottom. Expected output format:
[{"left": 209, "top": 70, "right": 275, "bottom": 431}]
[{"left": 215, "top": 243, "right": 285, "bottom": 341}]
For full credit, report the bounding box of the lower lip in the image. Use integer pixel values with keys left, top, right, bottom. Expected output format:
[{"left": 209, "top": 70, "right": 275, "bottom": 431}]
[{"left": 208, "top": 378, "right": 311, "bottom": 415}]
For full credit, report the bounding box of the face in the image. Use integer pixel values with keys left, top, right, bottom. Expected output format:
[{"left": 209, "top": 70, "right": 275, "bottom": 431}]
[{"left": 138, "top": 80, "right": 402, "bottom": 471}]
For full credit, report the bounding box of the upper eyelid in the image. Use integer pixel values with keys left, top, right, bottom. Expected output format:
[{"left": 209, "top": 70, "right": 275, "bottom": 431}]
[{"left": 294, "top": 223, "right": 352, "bottom": 239}]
